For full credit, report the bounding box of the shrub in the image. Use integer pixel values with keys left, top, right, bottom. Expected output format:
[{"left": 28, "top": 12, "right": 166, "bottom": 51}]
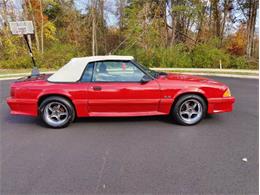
[
  {"left": 229, "top": 56, "right": 248, "bottom": 69},
  {"left": 0, "top": 41, "right": 256, "bottom": 70},
  {"left": 36, "top": 43, "right": 80, "bottom": 68},
  {"left": 0, "top": 57, "right": 32, "bottom": 69},
  {"left": 119, "top": 44, "right": 192, "bottom": 68},
  {"left": 118, "top": 43, "right": 256, "bottom": 69},
  {"left": 191, "top": 43, "right": 230, "bottom": 68},
  {"left": 0, "top": 43, "right": 81, "bottom": 69},
  {"left": 161, "top": 44, "right": 192, "bottom": 68}
]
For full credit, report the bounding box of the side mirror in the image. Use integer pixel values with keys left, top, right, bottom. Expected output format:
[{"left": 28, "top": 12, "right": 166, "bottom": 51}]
[{"left": 140, "top": 75, "right": 152, "bottom": 84}]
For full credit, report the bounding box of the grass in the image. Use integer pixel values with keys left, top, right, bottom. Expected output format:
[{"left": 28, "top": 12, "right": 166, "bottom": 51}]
[
  {"left": 167, "top": 70, "right": 258, "bottom": 76},
  {"left": 0, "top": 68, "right": 56, "bottom": 75}
]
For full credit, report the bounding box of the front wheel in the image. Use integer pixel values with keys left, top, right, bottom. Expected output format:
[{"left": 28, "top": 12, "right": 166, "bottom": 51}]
[
  {"left": 39, "top": 96, "right": 75, "bottom": 128},
  {"left": 171, "top": 94, "right": 207, "bottom": 125}
]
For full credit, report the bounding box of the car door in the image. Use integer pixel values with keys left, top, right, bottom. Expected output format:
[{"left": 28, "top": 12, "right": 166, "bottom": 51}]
[{"left": 87, "top": 60, "right": 161, "bottom": 116}]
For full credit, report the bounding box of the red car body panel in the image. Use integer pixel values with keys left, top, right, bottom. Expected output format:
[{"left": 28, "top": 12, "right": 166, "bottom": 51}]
[
  {"left": 6, "top": 73, "right": 235, "bottom": 117},
  {"left": 87, "top": 80, "right": 161, "bottom": 116}
]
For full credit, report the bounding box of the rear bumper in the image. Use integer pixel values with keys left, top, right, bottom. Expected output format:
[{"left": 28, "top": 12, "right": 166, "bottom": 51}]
[
  {"left": 6, "top": 97, "right": 38, "bottom": 116},
  {"left": 207, "top": 97, "right": 235, "bottom": 114}
]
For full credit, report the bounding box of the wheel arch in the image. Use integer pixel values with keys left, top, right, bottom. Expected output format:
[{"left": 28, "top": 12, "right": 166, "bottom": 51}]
[
  {"left": 37, "top": 93, "right": 77, "bottom": 117},
  {"left": 171, "top": 91, "right": 208, "bottom": 112}
]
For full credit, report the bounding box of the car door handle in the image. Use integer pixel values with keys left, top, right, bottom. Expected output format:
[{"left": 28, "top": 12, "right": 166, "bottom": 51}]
[{"left": 92, "top": 86, "right": 102, "bottom": 91}]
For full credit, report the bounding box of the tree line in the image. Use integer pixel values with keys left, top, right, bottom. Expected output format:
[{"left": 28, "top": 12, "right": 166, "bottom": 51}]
[{"left": 0, "top": 0, "right": 258, "bottom": 69}]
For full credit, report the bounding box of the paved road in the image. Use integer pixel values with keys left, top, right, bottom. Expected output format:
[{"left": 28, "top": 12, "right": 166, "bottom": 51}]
[{"left": 0, "top": 77, "right": 258, "bottom": 194}]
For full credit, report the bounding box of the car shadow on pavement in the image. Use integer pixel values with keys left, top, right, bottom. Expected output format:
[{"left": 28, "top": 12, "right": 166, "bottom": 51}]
[
  {"left": 75, "top": 114, "right": 217, "bottom": 125},
  {"left": 3, "top": 112, "right": 218, "bottom": 129},
  {"left": 75, "top": 115, "right": 168, "bottom": 123},
  {"left": 4, "top": 114, "right": 36, "bottom": 124}
]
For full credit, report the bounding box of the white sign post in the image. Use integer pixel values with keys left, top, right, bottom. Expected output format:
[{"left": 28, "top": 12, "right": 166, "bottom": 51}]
[{"left": 9, "top": 21, "right": 37, "bottom": 70}]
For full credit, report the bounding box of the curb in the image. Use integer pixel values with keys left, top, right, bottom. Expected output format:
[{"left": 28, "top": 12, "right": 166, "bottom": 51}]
[
  {"left": 0, "top": 71, "right": 54, "bottom": 81},
  {"left": 178, "top": 72, "right": 259, "bottom": 79},
  {"left": 151, "top": 68, "right": 259, "bottom": 74},
  {"left": 0, "top": 72, "right": 258, "bottom": 80}
]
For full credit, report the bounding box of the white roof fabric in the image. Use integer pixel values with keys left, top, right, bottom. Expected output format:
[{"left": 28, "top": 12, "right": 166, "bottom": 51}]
[{"left": 47, "top": 55, "right": 134, "bottom": 82}]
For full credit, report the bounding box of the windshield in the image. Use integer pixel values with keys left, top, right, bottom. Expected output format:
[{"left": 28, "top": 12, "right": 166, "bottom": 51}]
[{"left": 132, "top": 61, "right": 160, "bottom": 78}]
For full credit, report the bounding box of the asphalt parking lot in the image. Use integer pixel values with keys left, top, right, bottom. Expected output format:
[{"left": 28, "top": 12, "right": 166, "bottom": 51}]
[{"left": 0, "top": 77, "right": 258, "bottom": 194}]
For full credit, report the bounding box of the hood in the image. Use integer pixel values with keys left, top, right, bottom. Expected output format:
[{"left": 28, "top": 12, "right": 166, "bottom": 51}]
[{"left": 159, "top": 73, "right": 226, "bottom": 86}]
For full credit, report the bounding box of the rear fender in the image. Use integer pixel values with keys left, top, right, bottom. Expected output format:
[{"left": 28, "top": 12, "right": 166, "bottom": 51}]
[
  {"left": 37, "top": 89, "right": 73, "bottom": 102},
  {"left": 37, "top": 89, "right": 86, "bottom": 117}
]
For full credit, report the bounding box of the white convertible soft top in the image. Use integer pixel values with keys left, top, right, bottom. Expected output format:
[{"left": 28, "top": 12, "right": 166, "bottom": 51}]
[{"left": 48, "top": 55, "right": 134, "bottom": 82}]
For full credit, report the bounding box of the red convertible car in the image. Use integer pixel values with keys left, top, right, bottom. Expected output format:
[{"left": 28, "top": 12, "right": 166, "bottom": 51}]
[{"left": 7, "top": 55, "right": 235, "bottom": 128}]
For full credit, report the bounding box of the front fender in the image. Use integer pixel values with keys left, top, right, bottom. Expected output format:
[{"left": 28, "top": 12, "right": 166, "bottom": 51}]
[
  {"left": 172, "top": 88, "right": 208, "bottom": 100},
  {"left": 158, "top": 87, "right": 207, "bottom": 114}
]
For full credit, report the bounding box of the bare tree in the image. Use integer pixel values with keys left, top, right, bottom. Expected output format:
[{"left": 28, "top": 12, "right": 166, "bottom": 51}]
[
  {"left": 196, "top": 3, "right": 206, "bottom": 43},
  {"left": 220, "top": 0, "right": 231, "bottom": 45},
  {"left": 22, "top": 0, "right": 32, "bottom": 49},
  {"left": 0, "top": 0, "right": 11, "bottom": 37},
  {"left": 211, "top": 0, "right": 221, "bottom": 38},
  {"left": 39, "top": 0, "right": 44, "bottom": 53},
  {"left": 246, "top": 0, "right": 258, "bottom": 58},
  {"left": 91, "top": 0, "right": 97, "bottom": 56},
  {"left": 27, "top": 0, "right": 40, "bottom": 51},
  {"left": 169, "top": 0, "right": 177, "bottom": 45},
  {"left": 116, "top": 0, "right": 127, "bottom": 30}
]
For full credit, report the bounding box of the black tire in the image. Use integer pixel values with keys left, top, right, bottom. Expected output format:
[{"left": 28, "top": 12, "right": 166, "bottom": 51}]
[
  {"left": 39, "top": 96, "right": 75, "bottom": 128},
  {"left": 171, "top": 94, "right": 207, "bottom": 126}
]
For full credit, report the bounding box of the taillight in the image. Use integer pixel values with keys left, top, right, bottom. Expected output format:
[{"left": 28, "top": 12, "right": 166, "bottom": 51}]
[{"left": 10, "top": 87, "right": 15, "bottom": 97}]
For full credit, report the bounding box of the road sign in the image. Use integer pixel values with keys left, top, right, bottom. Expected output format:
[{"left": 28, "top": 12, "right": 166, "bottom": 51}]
[
  {"left": 9, "top": 21, "right": 37, "bottom": 69},
  {"left": 9, "top": 21, "right": 34, "bottom": 35}
]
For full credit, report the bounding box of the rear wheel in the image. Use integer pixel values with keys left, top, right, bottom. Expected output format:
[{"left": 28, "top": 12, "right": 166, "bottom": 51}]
[
  {"left": 39, "top": 96, "right": 75, "bottom": 128},
  {"left": 172, "top": 94, "right": 207, "bottom": 125}
]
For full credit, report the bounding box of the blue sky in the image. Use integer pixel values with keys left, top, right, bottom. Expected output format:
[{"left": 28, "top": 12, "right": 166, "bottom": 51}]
[{"left": 74, "top": 0, "right": 118, "bottom": 27}]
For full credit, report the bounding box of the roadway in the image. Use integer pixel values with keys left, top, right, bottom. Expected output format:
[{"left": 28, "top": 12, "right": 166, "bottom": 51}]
[{"left": 0, "top": 77, "right": 258, "bottom": 194}]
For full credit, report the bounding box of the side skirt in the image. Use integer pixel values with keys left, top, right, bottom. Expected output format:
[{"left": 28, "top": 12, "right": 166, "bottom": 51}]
[{"left": 87, "top": 111, "right": 168, "bottom": 117}]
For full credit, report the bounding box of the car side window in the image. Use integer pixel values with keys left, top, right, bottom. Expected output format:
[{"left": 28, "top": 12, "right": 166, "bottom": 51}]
[
  {"left": 81, "top": 62, "right": 94, "bottom": 82},
  {"left": 92, "top": 61, "right": 145, "bottom": 82}
]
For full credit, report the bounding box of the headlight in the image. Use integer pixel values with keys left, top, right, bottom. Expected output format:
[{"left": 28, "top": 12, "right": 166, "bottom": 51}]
[{"left": 223, "top": 88, "right": 231, "bottom": 97}]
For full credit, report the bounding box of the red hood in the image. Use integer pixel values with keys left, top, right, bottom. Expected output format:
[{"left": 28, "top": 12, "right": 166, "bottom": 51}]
[{"left": 158, "top": 73, "right": 227, "bottom": 87}]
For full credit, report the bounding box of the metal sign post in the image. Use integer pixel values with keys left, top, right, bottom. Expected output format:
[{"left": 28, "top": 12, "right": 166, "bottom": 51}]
[
  {"left": 23, "top": 34, "right": 37, "bottom": 67},
  {"left": 9, "top": 21, "right": 38, "bottom": 70}
]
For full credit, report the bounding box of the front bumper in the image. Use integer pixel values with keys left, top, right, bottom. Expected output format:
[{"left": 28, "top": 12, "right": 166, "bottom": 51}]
[
  {"left": 207, "top": 97, "right": 235, "bottom": 114},
  {"left": 6, "top": 97, "right": 38, "bottom": 116}
]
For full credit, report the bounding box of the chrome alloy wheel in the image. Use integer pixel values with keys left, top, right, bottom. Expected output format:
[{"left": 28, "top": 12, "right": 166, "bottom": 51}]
[
  {"left": 179, "top": 99, "right": 203, "bottom": 125},
  {"left": 43, "top": 102, "right": 69, "bottom": 127}
]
